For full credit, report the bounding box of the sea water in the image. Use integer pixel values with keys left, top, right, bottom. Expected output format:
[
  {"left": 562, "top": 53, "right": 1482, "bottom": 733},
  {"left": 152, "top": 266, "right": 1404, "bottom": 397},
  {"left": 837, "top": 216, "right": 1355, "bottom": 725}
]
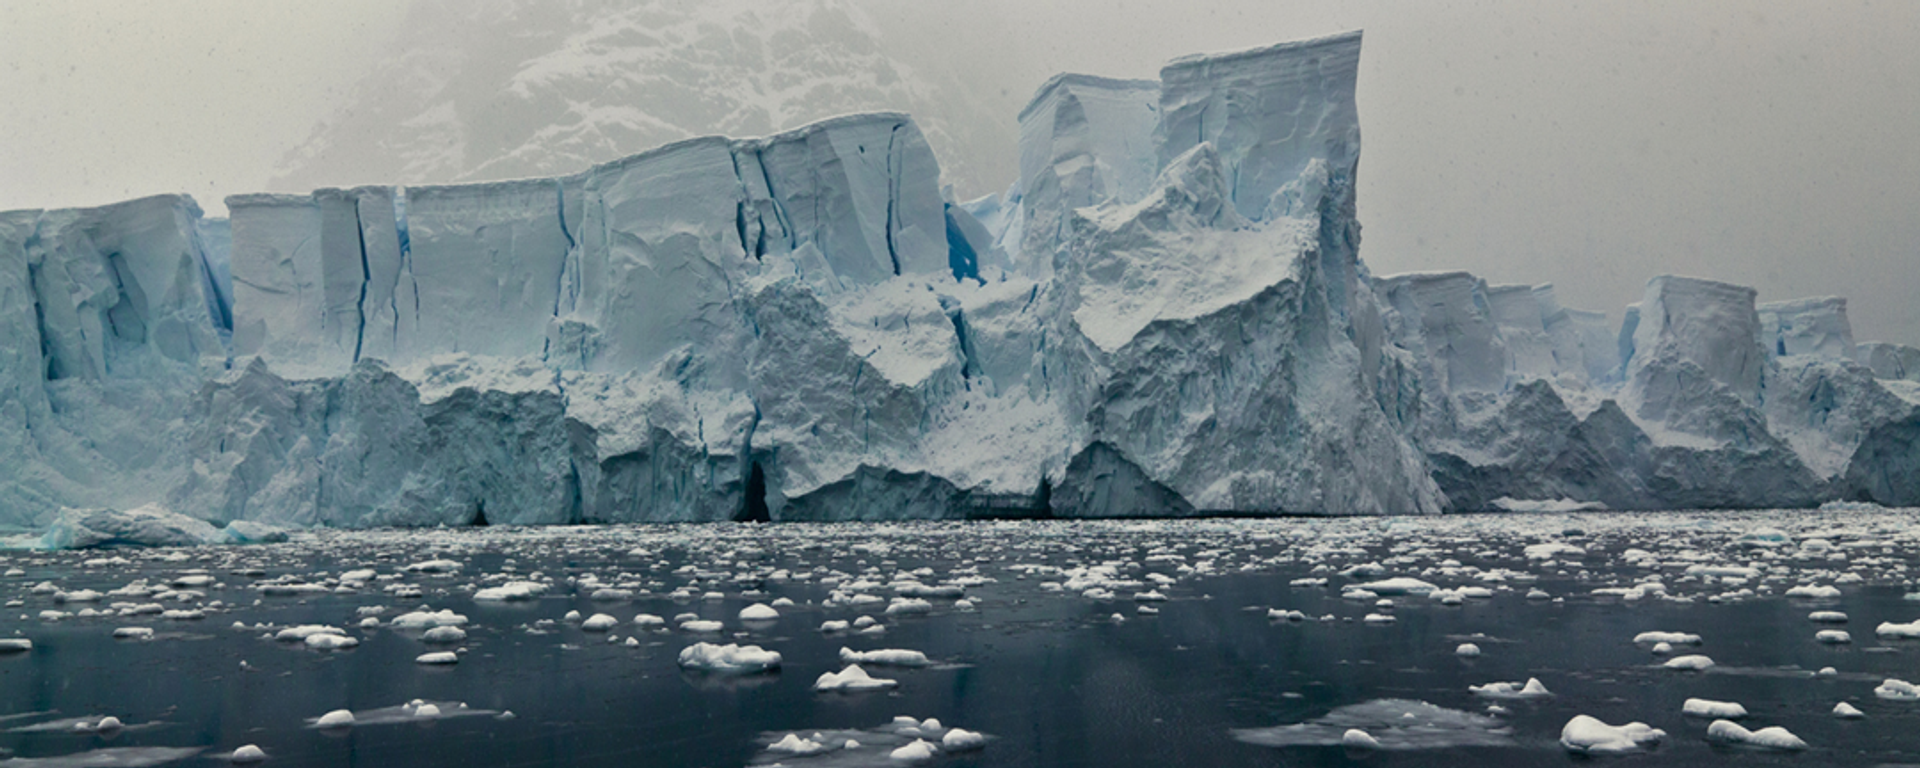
[{"left": 2, "top": 509, "right": 1917, "bottom": 766}]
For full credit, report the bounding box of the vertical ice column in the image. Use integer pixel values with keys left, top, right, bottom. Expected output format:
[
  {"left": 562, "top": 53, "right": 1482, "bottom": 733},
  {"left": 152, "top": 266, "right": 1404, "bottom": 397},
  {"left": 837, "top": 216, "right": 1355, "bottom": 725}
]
[
  {"left": 228, "top": 194, "right": 332, "bottom": 374},
  {"left": 1758, "top": 296, "right": 1855, "bottom": 359},
  {"left": 1155, "top": 30, "right": 1363, "bottom": 223},
  {"left": 403, "top": 179, "right": 573, "bottom": 363},
  {"left": 738, "top": 113, "right": 949, "bottom": 286},
  {"left": 1014, "top": 75, "right": 1161, "bottom": 278},
  {"left": 565, "top": 137, "right": 754, "bottom": 374},
  {"left": 1625, "top": 276, "right": 1767, "bottom": 426},
  {"left": 1378, "top": 272, "right": 1509, "bottom": 395},
  {"left": 28, "top": 195, "right": 228, "bottom": 376}
]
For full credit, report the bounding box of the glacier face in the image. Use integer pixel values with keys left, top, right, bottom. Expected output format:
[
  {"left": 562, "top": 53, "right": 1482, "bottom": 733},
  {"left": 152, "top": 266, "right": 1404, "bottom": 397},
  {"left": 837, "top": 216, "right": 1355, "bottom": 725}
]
[{"left": 3, "top": 30, "right": 1919, "bottom": 536}]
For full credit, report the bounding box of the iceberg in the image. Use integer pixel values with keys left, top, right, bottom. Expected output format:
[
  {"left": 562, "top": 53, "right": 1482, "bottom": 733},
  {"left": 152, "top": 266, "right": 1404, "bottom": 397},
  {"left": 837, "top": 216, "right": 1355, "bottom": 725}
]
[{"left": 1, "top": 30, "right": 1918, "bottom": 537}]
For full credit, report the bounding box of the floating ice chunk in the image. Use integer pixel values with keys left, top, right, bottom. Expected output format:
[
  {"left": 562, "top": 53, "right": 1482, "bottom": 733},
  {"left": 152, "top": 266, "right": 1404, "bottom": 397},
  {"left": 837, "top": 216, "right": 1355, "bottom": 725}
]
[
  {"left": 1816, "top": 630, "right": 1852, "bottom": 644},
  {"left": 1875, "top": 679, "right": 1920, "bottom": 700},
  {"left": 1819, "top": 667, "right": 1838, "bottom": 676},
  {"left": 941, "top": 727, "right": 986, "bottom": 750},
  {"left": 1525, "top": 589, "right": 1551, "bottom": 600},
  {"left": 413, "top": 703, "right": 441, "bottom": 718},
  {"left": 632, "top": 614, "right": 665, "bottom": 629},
  {"left": 1523, "top": 543, "right": 1585, "bottom": 560},
  {"left": 474, "top": 582, "right": 547, "bottom": 601},
  {"left": 1706, "top": 720, "right": 1806, "bottom": 750},
  {"left": 886, "top": 598, "right": 933, "bottom": 615},
  {"left": 1559, "top": 715, "right": 1665, "bottom": 754},
  {"left": 1683, "top": 699, "right": 1747, "bottom": 718},
  {"left": 1785, "top": 584, "right": 1841, "bottom": 599},
  {"left": 679, "top": 620, "right": 723, "bottom": 633},
  {"left": 1633, "top": 631, "right": 1702, "bottom": 645},
  {"left": 820, "top": 620, "right": 850, "bottom": 633},
  {"left": 422, "top": 626, "right": 466, "bottom": 643},
  {"left": 1233, "top": 699, "right": 1513, "bottom": 750},
  {"left": 1735, "top": 528, "right": 1792, "bottom": 548},
  {"left": 1809, "top": 611, "right": 1849, "bottom": 623},
  {"left": 1342, "top": 728, "right": 1380, "bottom": 749},
  {"left": 840, "top": 647, "right": 932, "bottom": 667},
  {"left": 1470, "top": 678, "right": 1551, "bottom": 699},
  {"left": 415, "top": 651, "right": 458, "bottom": 665},
  {"left": 1362, "top": 613, "right": 1395, "bottom": 624},
  {"left": 580, "top": 614, "right": 618, "bottom": 631},
  {"left": 231, "top": 744, "right": 268, "bottom": 763},
  {"left": 769, "top": 733, "right": 828, "bottom": 755},
  {"left": 1834, "top": 702, "right": 1865, "bottom": 718},
  {"left": 890, "top": 739, "right": 937, "bottom": 760},
  {"left": 388, "top": 610, "right": 469, "bottom": 629},
  {"left": 739, "top": 603, "right": 779, "bottom": 621},
  {"left": 306, "top": 633, "right": 359, "bottom": 650},
  {"left": 113, "top": 627, "right": 154, "bottom": 640},
  {"left": 1876, "top": 620, "right": 1920, "bottom": 638},
  {"left": 276, "top": 625, "right": 346, "bottom": 642},
  {"left": 316, "top": 709, "right": 355, "bottom": 728},
  {"left": 589, "top": 588, "right": 632, "bottom": 601},
  {"left": 953, "top": 599, "right": 976, "bottom": 611},
  {"left": 677, "top": 642, "right": 781, "bottom": 674},
  {"left": 1455, "top": 643, "right": 1481, "bottom": 657},
  {"left": 1663, "top": 655, "right": 1715, "bottom": 670},
  {"left": 1356, "top": 578, "right": 1438, "bottom": 596},
  {"left": 1267, "top": 609, "right": 1306, "bottom": 622},
  {"left": 403, "top": 560, "right": 462, "bottom": 574},
  {"left": 815, "top": 664, "right": 898, "bottom": 692}
]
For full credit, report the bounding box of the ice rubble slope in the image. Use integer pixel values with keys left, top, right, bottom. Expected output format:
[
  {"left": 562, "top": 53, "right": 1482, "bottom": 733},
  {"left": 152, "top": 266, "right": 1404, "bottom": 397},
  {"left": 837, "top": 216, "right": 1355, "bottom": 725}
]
[{"left": 3, "top": 30, "right": 1920, "bottom": 534}]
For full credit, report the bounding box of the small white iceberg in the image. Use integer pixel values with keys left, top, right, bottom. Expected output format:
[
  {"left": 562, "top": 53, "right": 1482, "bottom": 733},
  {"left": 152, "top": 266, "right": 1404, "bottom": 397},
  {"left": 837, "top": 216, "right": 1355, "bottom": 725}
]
[
  {"left": 1705, "top": 719, "right": 1806, "bottom": 750},
  {"left": 840, "top": 647, "right": 932, "bottom": 667},
  {"left": 1682, "top": 698, "right": 1746, "bottom": 718},
  {"left": 1663, "top": 654, "right": 1715, "bottom": 671},
  {"left": 1560, "top": 715, "right": 1665, "bottom": 754},
  {"left": 677, "top": 642, "right": 781, "bottom": 674},
  {"left": 1470, "top": 678, "right": 1551, "bottom": 699},
  {"left": 814, "top": 664, "right": 898, "bottom": 692}
]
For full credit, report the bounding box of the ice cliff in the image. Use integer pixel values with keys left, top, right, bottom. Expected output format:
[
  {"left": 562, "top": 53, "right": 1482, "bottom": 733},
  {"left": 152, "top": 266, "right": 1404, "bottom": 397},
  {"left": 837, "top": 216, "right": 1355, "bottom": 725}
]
[{"left": 2, "top": 30, "right": 1917, "bottom": 535}]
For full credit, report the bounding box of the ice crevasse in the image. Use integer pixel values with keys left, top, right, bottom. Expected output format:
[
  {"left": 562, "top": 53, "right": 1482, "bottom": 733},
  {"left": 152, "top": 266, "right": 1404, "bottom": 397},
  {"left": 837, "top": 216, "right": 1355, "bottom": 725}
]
[{"left": 2, "top": 30, "right": 1918, "bottom": 539}]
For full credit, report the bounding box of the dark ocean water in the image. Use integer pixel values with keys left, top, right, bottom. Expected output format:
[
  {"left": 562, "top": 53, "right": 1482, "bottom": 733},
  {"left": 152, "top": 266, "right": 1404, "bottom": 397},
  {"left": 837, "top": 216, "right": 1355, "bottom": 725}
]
[{"left": 2, "top": 510, "right": 1917, "bottom": 767}]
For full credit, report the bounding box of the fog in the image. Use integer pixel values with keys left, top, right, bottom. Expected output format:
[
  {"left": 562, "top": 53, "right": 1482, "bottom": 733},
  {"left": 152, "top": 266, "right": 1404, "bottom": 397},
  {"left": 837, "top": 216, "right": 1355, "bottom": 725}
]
[{"left": 3, "top": 0, "right": 1916, "bottom": 344}]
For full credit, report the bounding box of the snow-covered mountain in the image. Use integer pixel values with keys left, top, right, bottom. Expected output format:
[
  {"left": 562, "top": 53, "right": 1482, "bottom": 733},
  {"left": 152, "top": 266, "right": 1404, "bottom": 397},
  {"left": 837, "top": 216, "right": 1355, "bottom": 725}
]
[
  {"left": 2, "top": 30, "right": 1918, "bottom": 543},
  {"left": 270, "top": 0, "right": 1010, "bottom": 201}
]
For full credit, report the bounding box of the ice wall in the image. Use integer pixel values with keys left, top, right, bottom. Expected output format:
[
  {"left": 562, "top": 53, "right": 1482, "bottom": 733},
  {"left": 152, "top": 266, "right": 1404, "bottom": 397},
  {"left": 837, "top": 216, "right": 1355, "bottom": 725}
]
[
  {"left": 5, "top": 30, "right": 1919, "bottom": 535},
  {"left": 1014, "top": 75, "right": 1160, "bottom": 277},
  {"left": 1759, "top": 296, "right": 1855, "bottom": 360},
  {"left": 1857, "top": 342, "right": 1920, "bottom": 381},
  {"left": 1156, "top": 31, "right": 1363, "bottom": 223}
]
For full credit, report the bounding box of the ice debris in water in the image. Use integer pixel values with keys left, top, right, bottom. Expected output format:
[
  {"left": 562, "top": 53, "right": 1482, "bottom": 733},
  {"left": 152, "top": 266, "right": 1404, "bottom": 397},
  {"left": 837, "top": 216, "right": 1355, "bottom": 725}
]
[
  {"left": 1341, "top": 729, "right": 1380, "bottom": 749},
  {"left": 1682, "top": 699, "right": 1747, "bottom": 718},
  {"left": 677, "top": 642, "right": 782, "bottom": 674},
  {"left": 814, "top": 664, "right": 898, "bottom": 692},
  {"left": 231, "top": 744, "right": 267, "bottom": 763},
  {"left": 1559, "top": 715, "right": 1665, "bottom": 754},
  {"left": 1469, "top": 679, "right": 1551, "bottom": 699},
  {"left": 1705, "top": 719, "right": 1806, "bottom": 751},
  {"left": 1234, "top": 699, "right": 1513, "bottom": 750},
  {"left": 739, "top": 603, "right": 779, "bottom": 621},
  {"left": 1834, "top": 702, "right": 1865, "bottom": 718},
  {"left": 415, "top": 651, "right": 458, "bottom": 665},
  {"left": 839, "top": 647, "right": 932, "bottom": 667},
  {"left": 1875, "top": 679, "right": 1920, "bottom": 700},
  {"left": 1662, "top": 654, "right": 1715, "bottom": 670},
  {"left": 580, "top": 613, "right": 618, "bottom": 631},
  {"left": 1454, "top": 643, "right": 1481, "bottom": 657}
]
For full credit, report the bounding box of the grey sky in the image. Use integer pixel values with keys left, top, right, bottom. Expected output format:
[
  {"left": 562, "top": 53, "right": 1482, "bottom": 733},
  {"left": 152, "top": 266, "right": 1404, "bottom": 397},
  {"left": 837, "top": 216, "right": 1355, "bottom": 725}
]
[{"left": 3, "top": 1, "right": 1916, "bottom": 345}]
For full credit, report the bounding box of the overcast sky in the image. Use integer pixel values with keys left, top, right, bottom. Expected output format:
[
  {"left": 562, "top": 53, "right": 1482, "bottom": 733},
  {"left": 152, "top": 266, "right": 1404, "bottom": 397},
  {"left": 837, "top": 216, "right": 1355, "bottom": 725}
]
[{"left": 3, "top": 0, "right": 1916, "bottom": 345}]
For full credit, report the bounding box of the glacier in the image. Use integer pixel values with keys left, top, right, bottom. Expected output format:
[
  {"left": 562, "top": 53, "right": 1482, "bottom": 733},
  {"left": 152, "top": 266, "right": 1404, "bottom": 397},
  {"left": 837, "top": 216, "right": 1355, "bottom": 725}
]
[{"left": 2, "top": 30, "right": 1918, "bottom": 537}]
